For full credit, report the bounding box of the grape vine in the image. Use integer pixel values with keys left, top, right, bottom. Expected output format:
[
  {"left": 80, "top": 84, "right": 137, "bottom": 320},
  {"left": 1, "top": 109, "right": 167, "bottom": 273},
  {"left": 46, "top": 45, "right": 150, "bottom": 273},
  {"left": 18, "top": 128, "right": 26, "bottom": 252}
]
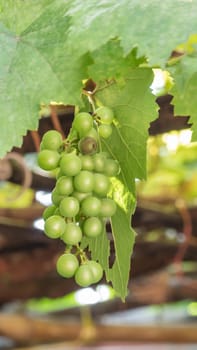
[
  {"left": 1, "top": 0, "right": 196, "bottom": 300},
  {"left": 38, "top": 105, "right": 120, "bottom": 288}
]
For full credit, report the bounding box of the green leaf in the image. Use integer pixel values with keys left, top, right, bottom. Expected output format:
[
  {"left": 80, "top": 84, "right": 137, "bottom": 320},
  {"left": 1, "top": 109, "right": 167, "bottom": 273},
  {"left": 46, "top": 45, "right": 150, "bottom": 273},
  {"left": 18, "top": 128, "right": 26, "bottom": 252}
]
[
  {"left": 0, "top": 1, "right": 91, "bottom": 156},
  {"left": 0, "top": 0, "right": 54, "bottom": 33},
  {"left": 109, "top": 204, "right": 135, "bottom": 300},
  {"left": 89, "top": 40, "right": 146, "bottom": 81},
  {"left": 80, "top": 226, "right": 110, "bottom": 279},
  {"left": 106, "top": 176, "right": 135, "bottom": 300},
  {"left": 169, "top": 55, "right": 197, "bottom": 140},
  {"left": 1, "top": 0, "right": 197, "bottom": 156},
  {"left": 95, "top": 67, "right": 157, "bottom": 194},
  {"left": 66, "top": 0, "right": 197, "bottom": 66}
]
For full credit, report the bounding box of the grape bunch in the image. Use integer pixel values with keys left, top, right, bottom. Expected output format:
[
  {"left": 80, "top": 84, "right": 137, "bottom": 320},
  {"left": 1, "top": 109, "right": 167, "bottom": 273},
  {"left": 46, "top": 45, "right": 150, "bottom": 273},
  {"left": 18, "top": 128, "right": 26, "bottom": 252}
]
[{"left": 38, "top": 106, "right": 120, "bottom": 287}]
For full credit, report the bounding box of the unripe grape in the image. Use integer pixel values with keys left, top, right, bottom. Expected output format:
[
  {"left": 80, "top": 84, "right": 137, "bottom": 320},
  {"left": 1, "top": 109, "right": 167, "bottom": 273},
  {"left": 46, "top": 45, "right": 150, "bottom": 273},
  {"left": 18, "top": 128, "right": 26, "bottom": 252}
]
[
  {"left": 56, "top": 253, "right": 79, "bottom": 278},
  {"left": 72, "top": 191, "right": 92, "bottom": 202},
  {"left": 42, "top": 130, "right": 62, "bottom": 150},
  {"left": 38, "top": 150, "right": 60, "bottom": 171},
  {"left": 59, "top": 196, "right": 80, "bottom": 217},
  {"left": 61, "top": 223, "right": 82, "bottom": 245},
  {"left": 60, "top": 153, "right": 82, "bottom": 176},
  {"left": 98, "top": 124, "right": 112, "bottom": 139},
  {"left": 95, "top": 106, "right": 114, "bottom": 124},
  {"left": 87, "top": 260, "right": 103, "bottom": 283},
  {"left": 100, "top": 198, "right": 117, "bottom": 217},
  {"left": 93, "top": 153, "right": 106, "bottom": 173},
  {"left": 104, "top": 159, "right": 120, "bottom": 177},
  {"left": 44, "top": 215, "right": 66, "bottom": 239},
  {"left": 51, "top": 189, "right": 64, "bottom": 206},
  {"left": 74, "top": 170, "right": 94, "bottom": 193},
  {"left": 84, "top": 127, "right": 99, "bottom": 140},
  {"left": 81, "top": 196, "right": 101, "bottom": 216},
  {"left": 75, "top": 264, "right": 94, "bottom": 287},
  {"left": 83, "top": 217, "right": 103, "bottom": 237},
  {"left": 74, "top": 112, "right": 93, "bottom": 137},
  {"left": 93, "top": 173, "right": 111, "bottom": 197},
  {"left": 43, "top": 205, "right": 56, "bottom": 221},
  {"left": 80, "top": 155, "right": 94, "bottom": 171},
  {"left": 56, "top": 176, "right": 73, "bottom": 196}
]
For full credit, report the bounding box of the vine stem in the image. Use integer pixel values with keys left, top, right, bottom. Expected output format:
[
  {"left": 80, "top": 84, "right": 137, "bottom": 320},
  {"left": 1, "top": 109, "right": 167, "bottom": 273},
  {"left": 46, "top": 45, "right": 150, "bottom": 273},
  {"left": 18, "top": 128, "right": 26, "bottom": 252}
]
[
  {"left": 173, "top": 198, "right": 192, "bottom": 276},
  {"left": 82, "top": 90, "right": 96, "bottom": 113},
  {"left": 82, "top": 90, "right": 103, "bottom": 152}
]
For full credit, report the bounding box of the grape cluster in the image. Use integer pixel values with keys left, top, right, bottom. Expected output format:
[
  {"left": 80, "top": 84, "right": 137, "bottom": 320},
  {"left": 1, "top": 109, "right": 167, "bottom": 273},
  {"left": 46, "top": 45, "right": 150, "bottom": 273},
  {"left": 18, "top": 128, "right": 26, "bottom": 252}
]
[{"left": 38, "top": 106, "right": 119, "bottom": 287}]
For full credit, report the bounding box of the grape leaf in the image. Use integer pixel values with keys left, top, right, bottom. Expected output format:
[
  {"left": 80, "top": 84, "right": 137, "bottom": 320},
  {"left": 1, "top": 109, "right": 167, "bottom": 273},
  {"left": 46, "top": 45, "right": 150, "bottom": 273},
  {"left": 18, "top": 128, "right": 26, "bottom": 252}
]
[
  {"left": 95, "top": 68, "right": 157, "bottom": 195},
  {"left": 169, "top": 56, "right": 197, "bottom": 141},
  {"left": 1, "top": 0, "right": 197, "bottom": 157},
  {"left": 66, "top": 0, "right": 197, "bottom": 66},
  {"left": 88, "top": 40, "right": 146, "bottom": 81},
  {"left": 0, "top": 0, "right": 54, "bottom": 33},
  {"left": 109, "top": 204, "right": 135, "bottom": 300},
  {"left": 0, "top": 1, "right": 91, "bottom": 156},
  {"left": 80, "top": 226, "right": 110, "bottom": 279}
]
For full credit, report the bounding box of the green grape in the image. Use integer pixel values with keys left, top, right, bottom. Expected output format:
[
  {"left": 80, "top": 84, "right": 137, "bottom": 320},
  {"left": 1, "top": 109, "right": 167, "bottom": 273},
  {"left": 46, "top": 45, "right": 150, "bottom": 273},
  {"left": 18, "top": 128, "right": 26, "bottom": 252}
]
[
  {"left": 74, "top": 112, "right": 93, "bottom": 137},
  {"left": 95, "top": 106, "right": 114, "bottom": 124},
  {"left": 84, "top": 127, "right": 99, "bottom": 140},
  {"left": 75, "top": 264, "right": 94, "bottom": 287},
  {"left": 61, "top": 223, "right": 82, "bottom": 245},
  {"left": 87, "top": 260, "right": 103, "bottom": 283},
  {"left": 104, "top": 159, "right": 120, "bottom": 177},
  {"left": 74, "top": 170, "right": 94, "bottom": 193},
  {"left": 80, "top": 155, "right": 94, "bottom": 171},
  {"left": 98, "top": 124, "right": 112, "bottom": 139},
  {"left": 44, "top": 215, "right": 66, "bottom": 239},
  {"left": 100, "top": 198, "right": 117, "bottom": 217},
  {"left": 93, "top": 173, "right": 111, "bottom": 197},
  {"left": 56, "top": 176, "right": 73, "bottom": 196},
  {"left": 59, "top": 196, "right": 80, "bottom": 217},
  {"left": 78, "top": 136, "right": 98, "bottom": 155},
  {"left": 54, "top": 207, "right": 61, "bottom": 216},
  {"left": 83, "top": 217, "right": 103, "bottom": 237},
  {"left": 93, "top": 153, "right": 106, "bottom": 173},
  {"left": 56, "top": 168, "right": 64, "bottom": 179},
  {"left": 43, "top": 204, "right": 56, "bottom": 221},
  {"left": 60, "top": 153, "right": 82, "bottom": 176},
  {"left": 39, "top": 140, "right": 45, "bottom": 151},
  {"left": 38, "top": 150, "right": 60, "bottom": 171},
  {"left": 81, "top": 196, "right": 101, "bottom": 216},
  {"left": 56, "top": 253, "right": 79, "bottom": 278},
  {"left": 42, "top": 130, "right": 62, "bottom": 150},
  {"left": 51, "top": 189, "right": 64, "bottom": 206},
  {"left": 72, "top": 191, "right": 92, "bottom": 202}
]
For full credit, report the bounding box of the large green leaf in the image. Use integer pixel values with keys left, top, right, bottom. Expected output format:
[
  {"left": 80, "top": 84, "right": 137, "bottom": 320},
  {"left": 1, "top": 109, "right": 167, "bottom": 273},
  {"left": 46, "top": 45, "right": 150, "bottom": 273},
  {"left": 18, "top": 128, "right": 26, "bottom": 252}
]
[
  {"left": 66, "top": 0, "right": 197, "bottom": 65},
  {"left": 0, "top": 1, "right": 91, "bottom": 156},
  {"left": 0, "top": 0, "right": 197, "bottom": 156},
  {"left": 96, "top": 68, "right": 157, "bottom": 194}
]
